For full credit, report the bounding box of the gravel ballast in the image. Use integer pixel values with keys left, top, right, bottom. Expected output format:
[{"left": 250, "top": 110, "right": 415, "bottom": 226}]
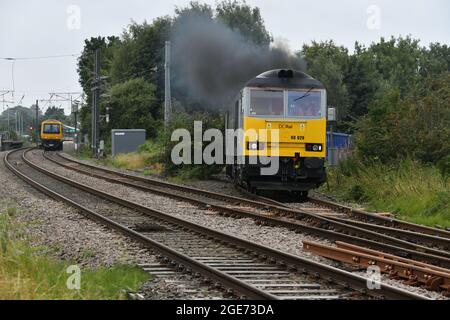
[
  {"left": 35, "top": 151, "right": 448, "bottom": 300},
  {"left": 0, "top": 150, "right": 225, "bottom": 299}
]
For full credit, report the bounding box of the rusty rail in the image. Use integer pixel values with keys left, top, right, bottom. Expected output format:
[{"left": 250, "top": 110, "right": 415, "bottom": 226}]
[
  {"left": 307, "top": 197, "right": 450, "bottom": 239},
  {"left": 5, "top": 148, "right": 430, "bottom": 300},
  {"left": 55, "top": 151, "right": 450, "bottom": 239},
  {"left": 43, "top": 151, "right": 450, "bottom": 268},
  {"left": 335, "top": 242, "right": 450, "bottom": 275},
  {"left": 303, "top": 240, "right": 450, "bottom": 296}
]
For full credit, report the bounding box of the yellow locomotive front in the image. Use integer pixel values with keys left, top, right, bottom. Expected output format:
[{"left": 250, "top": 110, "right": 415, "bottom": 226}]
[
  {"left": 40, "top": 120, "right": 64, "bottom": 151},
  {"left": 225, "top": 69, "right": 327, "bottom": 199}
]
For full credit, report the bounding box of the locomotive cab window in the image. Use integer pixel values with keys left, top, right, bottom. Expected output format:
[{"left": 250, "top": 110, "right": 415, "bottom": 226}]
[
  {"left": 288, "top": 90, "right": 323, "bottom": 118},
  {"left": 43, "top": 124, "right": 61, "bottom": 134},
  {"left": 250, "top": 89, "right": 284, "bottom": 116}
]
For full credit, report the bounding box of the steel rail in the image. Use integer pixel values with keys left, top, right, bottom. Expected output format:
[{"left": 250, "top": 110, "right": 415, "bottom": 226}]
[
  {"left": 329, "top": 216, "right": 449, "bottom": 250},
  {"left": 54, "top": 151, "right": 450, "bottom": 240},
  {"left": 307, "top": 197, "right": 450, "bottom": 239},
  {"left": 51, "top": 151, "right": 450, "bottom": 246},
  {"left": 43, "top": 151, "right": 450, "bottom": 266},
  {"left": 13, "top": 148, "right": 427, "bottom": 300},
  {"left": 238, "top": 186, "right": 450, "bottom": 250},
  {"left": 4, "top": 149, "right": 276, "bottom": 299},
  {"left": 335, "top": 242, "right": 450, "bottom": 275},
  {"left": 303, "top": 241, "right": 450, "bottom": 296}
]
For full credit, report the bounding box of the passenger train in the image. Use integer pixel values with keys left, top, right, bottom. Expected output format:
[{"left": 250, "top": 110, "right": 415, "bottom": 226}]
[
  {"left": 225, "top": 69, "right": 328, "bottom": 199},
  {"left": 40, "top": 119, "right": 64, "bottom": 151}
]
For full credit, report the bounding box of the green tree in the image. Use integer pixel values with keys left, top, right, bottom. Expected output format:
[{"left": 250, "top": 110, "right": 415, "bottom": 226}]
[
  {"left": 77, "top": 36, "right": 120, "bottom": 139},
  {"left": 110, "top": 17, "right": 172, "bottom": 110},
  {"left": 0, "top": 106, "right": 37, "bottom": 136},
  {"left": 106, "top": 78, "right": 159, "bottom": 137},
  {"left": 355, "top": 72, "right": 450, "bottom": 164},
  {"left": 364, "top": 36, "right": 423, "bottom": 95},
  {"left": 344, "top": 43, "right": 382, "bottom": 119},
  {"left": 174, "top": 1, "right": 214, "bottom": 19},
  {"left": 300, "top": 41, "right": 350, "bottom": 125},
  {"left": 43, "top": 106, "right": 67, "bottom": 122},
  {"left": 216, "top": 0, "right": 272, "bottom": 47},
  {"left": 419, "top": 43, "right": 450, "bottom": 78}
]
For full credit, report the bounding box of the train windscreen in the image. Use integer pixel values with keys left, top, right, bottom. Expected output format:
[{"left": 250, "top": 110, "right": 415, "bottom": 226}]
[
  {"left": 250, "top": 90, "right": 284, "bottom": 116},
  {"left": 287, "top": 90, "right": 323, "bottom": 118},
  {"left": 43, "top": 124, "right": 61, "bottom": 134}
]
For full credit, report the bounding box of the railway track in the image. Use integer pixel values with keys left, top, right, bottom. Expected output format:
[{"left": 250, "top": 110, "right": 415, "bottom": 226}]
[
  {"left": 58, "top": 151, "right": 449, "bottom": 242},
  {"left": 4, "top": 148, "right": 428, "bottom": 300},
  {"left": 42, "top": 151, "right": 450, "bottom": 269},
  {"left": 303, "top": 241, "right": 450, "bottom": 296}
]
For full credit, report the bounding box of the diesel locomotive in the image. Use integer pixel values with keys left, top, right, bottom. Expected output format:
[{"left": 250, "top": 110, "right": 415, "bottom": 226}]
[{"left": 225, "top": 69, "right": 328, "bottom": 199}]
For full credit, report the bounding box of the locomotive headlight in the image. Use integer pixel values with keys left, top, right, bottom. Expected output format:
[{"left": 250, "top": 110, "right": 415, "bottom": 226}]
[
  {"left": 306, "top": 144, "right": 323, "bottom": 152},
  {"left": 248, "top": 142, "right": 265, "bottom": 150}
]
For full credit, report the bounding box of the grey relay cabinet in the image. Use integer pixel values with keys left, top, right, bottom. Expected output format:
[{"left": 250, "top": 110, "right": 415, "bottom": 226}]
[{"left": 111, "top": 129, "right": 146, "bottom": 156}]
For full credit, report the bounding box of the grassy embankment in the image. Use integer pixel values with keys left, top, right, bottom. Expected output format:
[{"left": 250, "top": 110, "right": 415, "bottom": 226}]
[
  {"left": 322, "top": 158, "right": 450, "bottom": 228},
  {"left": 72, "top": 139, "right": 221, "bottom": 182},
  {"left": 0, "top": 204, "right": 149, "bottom": 299},
  {"left": 73, "top": 142, "right": 163, "bottom": 175}
]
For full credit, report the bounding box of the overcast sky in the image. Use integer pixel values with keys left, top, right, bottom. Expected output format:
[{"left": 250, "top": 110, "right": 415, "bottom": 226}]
[{"left": 1, "top": 0, "right": 449, "bottom": 114}]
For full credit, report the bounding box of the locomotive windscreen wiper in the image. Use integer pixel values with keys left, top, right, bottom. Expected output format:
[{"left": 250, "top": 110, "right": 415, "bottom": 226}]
[{"left": 294, "top": 87, "right": 313, "bottom": 101}]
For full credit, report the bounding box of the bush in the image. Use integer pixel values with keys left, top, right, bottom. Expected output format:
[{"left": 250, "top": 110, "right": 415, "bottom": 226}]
[
  {"left": 104, "top": 78, "right": 161, "bottom": 138},
  {"left": 355, "top": 73, "right": 450, "bottom": 165},
  {"left": 76, "top": 144, "right": 92, "bottom": 159},
  {"left": 159, "top": 112, "right": 225, "bottom": 180},
  {"left": 437, "top": 155, "right": 450, "bottom": 179},
  {"left": 94, "top": 111, "right": 224, "bottom": 180},
  {"left": 323, "top": 159, "right": 450, "bottom": 227}
]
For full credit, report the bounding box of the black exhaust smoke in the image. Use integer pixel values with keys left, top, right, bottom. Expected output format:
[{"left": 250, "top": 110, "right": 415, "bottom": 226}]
[{"left": 171, "top": 15, "right": 305, "bottom": 109}]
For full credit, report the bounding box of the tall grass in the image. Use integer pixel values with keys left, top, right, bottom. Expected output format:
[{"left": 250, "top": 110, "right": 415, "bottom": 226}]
[
  {"left": 71, "top": 140, "right": 165, "bottom": 173},
  {"left": 108, "top": 152, "right": 152, "bottom": 170},
  {"left": 323, "top": 158, "right": 450, "bottom": 227},
  {"left": 0, "top": 208, "right": 149, "bottom": 300}
]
